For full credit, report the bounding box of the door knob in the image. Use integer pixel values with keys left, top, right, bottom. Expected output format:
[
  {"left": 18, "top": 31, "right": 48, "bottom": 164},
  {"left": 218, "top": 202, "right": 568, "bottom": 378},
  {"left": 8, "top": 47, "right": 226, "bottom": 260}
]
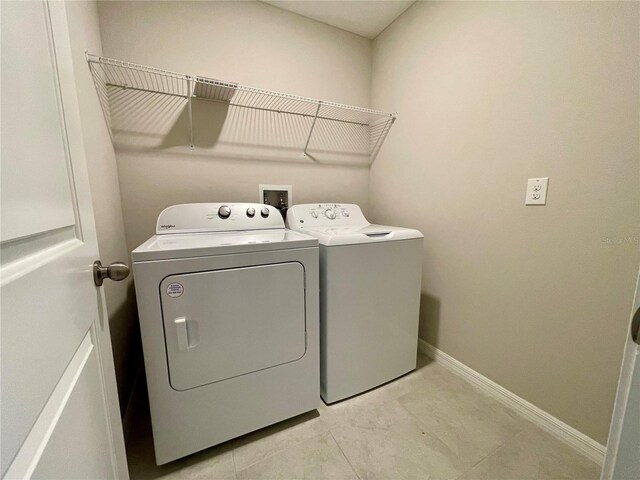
[{"left": 93, "top": 260, "right": 130, "bottom": 287}]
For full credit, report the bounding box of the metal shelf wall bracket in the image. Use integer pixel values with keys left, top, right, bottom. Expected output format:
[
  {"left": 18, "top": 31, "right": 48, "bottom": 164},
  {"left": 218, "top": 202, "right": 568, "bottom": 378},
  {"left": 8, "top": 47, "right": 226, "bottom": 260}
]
[
  {"left": 303, "top": 101, "right": 322, "bottom": 157},
  {"left": 187, "top": 76, "right": 193, "bottom": 148}
]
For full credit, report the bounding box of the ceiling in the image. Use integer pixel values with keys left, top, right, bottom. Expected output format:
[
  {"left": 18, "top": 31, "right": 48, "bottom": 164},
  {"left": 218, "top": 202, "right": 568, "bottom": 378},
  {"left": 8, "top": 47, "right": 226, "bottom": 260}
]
[{"left": 262, "top": 1, "right": 415, "bottom": 39}]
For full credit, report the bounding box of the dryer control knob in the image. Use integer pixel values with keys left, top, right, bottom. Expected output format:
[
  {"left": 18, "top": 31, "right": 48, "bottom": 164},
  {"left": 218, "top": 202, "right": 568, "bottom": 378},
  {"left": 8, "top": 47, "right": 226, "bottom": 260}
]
[
  {"left": 325, "top": 209, "right": 336, "bottom": 220},
  {"left": 218, "top": 205, "right": 231, "bottom": 219},
  {"left": 261, "top": 207, "right": 270, "bottom": 218},
  {"left": 246, "top": 207, "right": 255, "bottom": 217}
]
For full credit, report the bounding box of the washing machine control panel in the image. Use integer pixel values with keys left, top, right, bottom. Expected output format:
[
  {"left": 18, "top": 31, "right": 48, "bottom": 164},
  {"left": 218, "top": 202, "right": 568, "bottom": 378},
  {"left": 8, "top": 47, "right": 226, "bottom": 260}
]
[
  {"left": 156, "top": 203, "right": 283, "bottom": 234},
  {"left": 286, "top": 204, "right": 368, "bottom": 228}
]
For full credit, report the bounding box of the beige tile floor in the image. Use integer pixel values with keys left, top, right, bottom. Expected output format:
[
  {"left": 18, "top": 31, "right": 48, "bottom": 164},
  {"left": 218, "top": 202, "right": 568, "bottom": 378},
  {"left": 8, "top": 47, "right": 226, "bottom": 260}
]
[{"left": 126, "top": 355, "right": 601, "bottom": 480}]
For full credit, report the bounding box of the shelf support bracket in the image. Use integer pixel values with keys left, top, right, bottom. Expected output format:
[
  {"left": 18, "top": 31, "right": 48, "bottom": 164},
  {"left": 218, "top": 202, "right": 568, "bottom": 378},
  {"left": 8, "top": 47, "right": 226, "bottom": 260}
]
[
  {"left": 303, "top": 101, "right": 322, "bottom": 157},
  {"left": 187, "top": 76, "right": 194, "bottom": 148},
  {"left": 369, "top": 116, "right": 396, "bottom": 164}
]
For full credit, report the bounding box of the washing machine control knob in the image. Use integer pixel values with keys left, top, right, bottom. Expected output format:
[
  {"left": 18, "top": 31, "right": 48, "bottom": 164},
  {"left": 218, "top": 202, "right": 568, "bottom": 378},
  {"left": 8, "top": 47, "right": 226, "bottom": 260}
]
[
  {"left": 325, "top": 209, "right": 336, "bottom": 220},
  {"left": 246, "top": 207, "right": 255, "bottom": 217},
  {"left": 261, "top": 207, "right": 270, "bottom": 218},
  {"left": 218, "top": 205, "right": 231, "bottom": 219},
  {"left": 311, "top": 211, "right": 318, "bottom": 218}
]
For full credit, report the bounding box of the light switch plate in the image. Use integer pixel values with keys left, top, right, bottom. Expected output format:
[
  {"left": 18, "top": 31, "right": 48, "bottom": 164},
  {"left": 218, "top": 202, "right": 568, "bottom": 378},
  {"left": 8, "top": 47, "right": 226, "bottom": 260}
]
[{"left": 525, "top": 177, "right": 549, "bottom": 205}]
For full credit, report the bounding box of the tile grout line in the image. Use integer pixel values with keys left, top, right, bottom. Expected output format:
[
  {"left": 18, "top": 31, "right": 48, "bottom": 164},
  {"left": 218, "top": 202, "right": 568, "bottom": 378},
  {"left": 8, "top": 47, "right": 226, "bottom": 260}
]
[
  {"left": 233, "top": 430, "right": 328, "bottom": 475},
  {"left": 328, "top": 429, "right": 362, "bottom": 480},
  {"left": 391, "top": 374, "right": 533, "bottom": 480},
  {"left": 383, "top": 397, "right": 480, "bottom": 478},
  {"left": 231, "top": 448, "right": 238, "bottom": 476},
  {"left": 451, "top": 423, "right": 537, "bottom": 480},
  {"left": 393, "top": 400, "right": 471, "bottom": 467}
]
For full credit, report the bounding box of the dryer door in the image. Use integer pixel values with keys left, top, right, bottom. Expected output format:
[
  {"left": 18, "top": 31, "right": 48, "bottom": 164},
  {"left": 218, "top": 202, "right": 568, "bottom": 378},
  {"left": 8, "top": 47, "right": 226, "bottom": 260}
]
[{"left": 160, "top": 262, "right": 306, "bottom": 391}]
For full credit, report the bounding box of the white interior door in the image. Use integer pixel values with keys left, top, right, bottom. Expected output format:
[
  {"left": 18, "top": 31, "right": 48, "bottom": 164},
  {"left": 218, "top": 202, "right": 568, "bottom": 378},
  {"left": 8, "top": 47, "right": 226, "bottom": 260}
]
[
  {"left": 601, "top": 267, "right": 640, "bottom": 480},
  {"left": 1, "top": 1, "right": 127, "bottom": 478}
]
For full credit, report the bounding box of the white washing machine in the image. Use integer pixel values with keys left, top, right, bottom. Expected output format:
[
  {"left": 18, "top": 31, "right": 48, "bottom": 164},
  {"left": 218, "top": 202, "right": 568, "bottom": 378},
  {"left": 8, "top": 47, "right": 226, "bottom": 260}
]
[
  {"left": 132, "top": 203, "right": 319, "bottom": 464},
  {"left": 286, "top": 204, "right": 423, "bottom": 404}
]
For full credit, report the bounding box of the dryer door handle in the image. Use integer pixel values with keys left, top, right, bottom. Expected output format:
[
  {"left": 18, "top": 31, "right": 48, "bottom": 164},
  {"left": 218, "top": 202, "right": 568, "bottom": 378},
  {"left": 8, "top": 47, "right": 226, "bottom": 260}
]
[{"left": 175, "top": 317, "right": 191, "bottom": 350}]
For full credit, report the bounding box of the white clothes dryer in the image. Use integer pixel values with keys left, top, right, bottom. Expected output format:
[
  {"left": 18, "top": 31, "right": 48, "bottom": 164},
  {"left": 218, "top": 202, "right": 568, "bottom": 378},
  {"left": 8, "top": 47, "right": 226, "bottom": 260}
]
[
  {"left": 132, "top": 203, "right": 319, "bottom": 464},
  {"left": 287, "top": 204, "right": 423, "bottom": 404}
]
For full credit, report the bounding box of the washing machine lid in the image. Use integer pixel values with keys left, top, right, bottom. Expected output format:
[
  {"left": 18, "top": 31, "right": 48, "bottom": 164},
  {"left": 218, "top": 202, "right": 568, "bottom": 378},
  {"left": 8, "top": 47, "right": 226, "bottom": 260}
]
[
  {"left": 298, "top": 224, "right": 422, "bottom": 246},
  {"left": 132, "top": 203, "right": 317, "bottom": 261},
  {"left": 286, "top": 203, "right": 423, "bottom": 246}
]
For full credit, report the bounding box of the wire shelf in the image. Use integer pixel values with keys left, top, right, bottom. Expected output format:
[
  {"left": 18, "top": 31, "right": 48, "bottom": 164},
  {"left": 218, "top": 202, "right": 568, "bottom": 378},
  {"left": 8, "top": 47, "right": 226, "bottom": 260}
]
[{"left": 86, "top": 53, "right": 395, "bottom": 163}]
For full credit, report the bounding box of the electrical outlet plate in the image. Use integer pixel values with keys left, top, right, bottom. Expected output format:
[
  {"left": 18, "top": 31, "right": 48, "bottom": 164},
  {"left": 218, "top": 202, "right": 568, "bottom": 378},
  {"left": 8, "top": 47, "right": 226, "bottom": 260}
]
[
  {"left": 259, "top": 184, "right": 292, "bottom": 207},
  {"left": 525, "top": 177, "right": 549, "bottom": 205}
]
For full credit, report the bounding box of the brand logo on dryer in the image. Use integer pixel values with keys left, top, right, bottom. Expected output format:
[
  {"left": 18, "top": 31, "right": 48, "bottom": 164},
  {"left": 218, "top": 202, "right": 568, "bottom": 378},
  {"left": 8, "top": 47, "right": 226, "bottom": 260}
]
[{"left": 160, "top": 224, "right": 176, "bottom": 230}]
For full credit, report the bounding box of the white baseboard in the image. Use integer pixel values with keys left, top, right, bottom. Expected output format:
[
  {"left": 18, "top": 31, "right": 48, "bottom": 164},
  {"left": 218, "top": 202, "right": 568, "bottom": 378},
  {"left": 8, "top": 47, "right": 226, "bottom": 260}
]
[{"left": 418, "top": 339, "right": 606, "bottom": 465}]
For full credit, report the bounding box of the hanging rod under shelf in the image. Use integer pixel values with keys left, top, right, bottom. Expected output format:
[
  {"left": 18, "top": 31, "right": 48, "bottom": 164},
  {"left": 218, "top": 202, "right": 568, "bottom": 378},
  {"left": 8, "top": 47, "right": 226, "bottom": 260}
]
[{"left": 86, "top": 52, "right": 396, "bottom": 162}]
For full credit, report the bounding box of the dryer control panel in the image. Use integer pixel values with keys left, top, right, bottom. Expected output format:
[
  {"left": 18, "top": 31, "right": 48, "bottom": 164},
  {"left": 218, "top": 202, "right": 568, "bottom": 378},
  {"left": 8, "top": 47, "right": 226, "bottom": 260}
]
[
  {"left": 286, "top": 204, "right": 369, "bottom": 228},
  {"left": 156, "top": 203, "right": 283, "bottom": 234}
]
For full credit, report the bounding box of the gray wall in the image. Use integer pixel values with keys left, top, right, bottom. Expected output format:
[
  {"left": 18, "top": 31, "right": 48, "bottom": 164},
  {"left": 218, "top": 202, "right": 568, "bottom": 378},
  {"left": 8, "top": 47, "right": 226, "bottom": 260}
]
[
  {"left": 65, "top": 0, "right": 141, "bottom": 416},
  {"left": 96, "top": 0, "right": 374, "bottom": 251},
  {"left": 370, "top": 1, "right": 640, "bottom": 444}
]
